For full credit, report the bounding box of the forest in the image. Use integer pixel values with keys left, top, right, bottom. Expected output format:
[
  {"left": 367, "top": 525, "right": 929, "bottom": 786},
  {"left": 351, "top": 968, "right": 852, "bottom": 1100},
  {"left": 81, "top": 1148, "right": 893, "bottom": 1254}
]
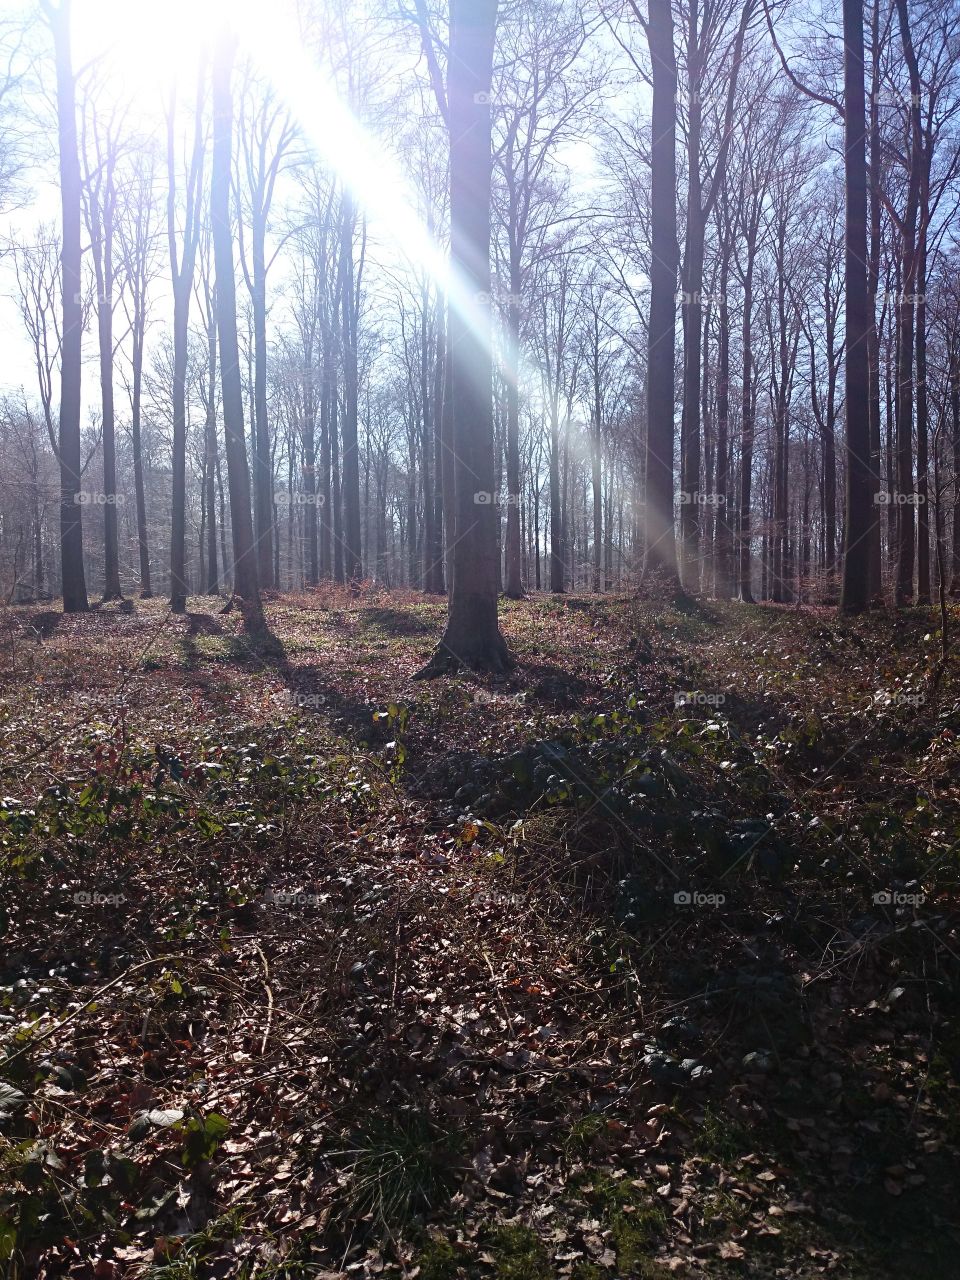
[{"left": 1, "top": 0, "right": 959, "bottom": 1276}]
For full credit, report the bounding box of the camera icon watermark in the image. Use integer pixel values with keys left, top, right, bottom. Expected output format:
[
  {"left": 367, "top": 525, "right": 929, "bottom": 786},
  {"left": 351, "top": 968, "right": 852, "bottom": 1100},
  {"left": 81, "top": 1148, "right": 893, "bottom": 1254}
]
[
  {"left": 674, "top": 890, "right": 725, "bottom": 907},
  {"left": 473, "top": 90, "right": 493, "bottom": 104},
  {"left": 873, "top": 889, "right": 925, "bottom": 907}
]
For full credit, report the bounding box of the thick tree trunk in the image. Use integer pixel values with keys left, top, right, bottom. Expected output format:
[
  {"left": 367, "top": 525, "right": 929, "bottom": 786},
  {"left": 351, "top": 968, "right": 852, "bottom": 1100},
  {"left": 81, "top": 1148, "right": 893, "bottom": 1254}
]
[
  {"left": 893, "top": 0, "right": 922, "bottom": 607},
  {"left": 866, "top": 0, "right": 883, "bottom": 599},
  {"left": 204, "top": 302, "right": 219, "bottom": 593},
  {"left": 738, "top": 265, "right": 755, "bottom": 602},
  {"left": 45, "top": 0, "right": 88, "bottom": 613},
  {"left": 839, "top": 0, "right": 873, "bottom": 613},
  {"left": 714, "top": 232, "right": 732, "bottom": 597},
  {"left": 419, "top": 0, "right": 509, "bottom": 674},
  {"left": 549, "top": 391, "right": 563, "bottom": 592},
  {"left": 251, "top": 213, "right": 274, "bottom": 588},
  {"left": 130, "top": 295, "right": 152, "bottom": 596},
  {"left": 950, "top": 340, "right": 960, "bottom": 595},
  {"left": 212, "top": 27, "right": 263, "bottom": 629},
  {"left": 340, "top": 196, "right": 363, "bottom": 583},
  {"left": 167, "top": 74, "right": 204, "bottom": 615},
  {"left": 915, "top": 197, "right": 930, "bottom": 603},
  {"left": 642, "top": 0, "right": 680, "bottom": 588},
  {"left": 504, "top": 258, "right": 524, "bottom": 597},
  {"left": 90, "top": 164, "right": 122, "bottom": 601}
]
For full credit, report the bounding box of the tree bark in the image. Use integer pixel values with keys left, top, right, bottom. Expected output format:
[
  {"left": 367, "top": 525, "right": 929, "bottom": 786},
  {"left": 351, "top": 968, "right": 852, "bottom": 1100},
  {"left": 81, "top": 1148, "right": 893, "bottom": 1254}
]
[
  {"left": 839, "top": 0, "right": 873, "bottom": 613},
  {"left": 642, "top": 0, "right": 680, "bottom": 588},
  {"left": 43, "top": 0, "right": 88, "bottom": 613},
  {"left": 211, "top": 27, "right": 264, "bottom": 629},
  {"left": 418, "top": 0, "right": 510, "bottom": 674}
]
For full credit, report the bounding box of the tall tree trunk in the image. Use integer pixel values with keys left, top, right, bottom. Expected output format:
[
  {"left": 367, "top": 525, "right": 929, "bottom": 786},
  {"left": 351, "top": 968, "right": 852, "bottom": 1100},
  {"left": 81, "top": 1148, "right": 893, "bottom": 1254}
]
[
  {"left": 892, "top": 0, "right": 922, "bottom": 607},
  {"left": 130, "top": 275, "right": 152, "bottom": 596},
  {"left": 167, "top": 70, "right": 205, "bottom": 614},
  {"left": 211, "top": 26, "right": 263, "bottom": 629},
  {"left": 44, "top": 0, "right": 88, "bottom": 613},
  {"left": 504, "top": 257, "right": 524, "bottom": 597},
  {"left": 429, "top": 300, "right": 446, "bottom": 592},
  {"left": 714, "top": 222, "right": 732, "bottom": 597},
  {"left": 339, "top": 195, "right": 363, "bottom": 583},
  {"left": 915, "top": 182, "right": 930, "bottom": 603},
  {"left": 549, "top": 390, "right": 563, "bottom": 592},
  {"left": 90, "top": 160, "right": 122, "bottom": 600},
  {"left": 204, "top": 300, "right": 219, "bottom": 593},
  {"left": 250, "top": 207, "right": 274, "bottom": 588},
  {"left": 419, "top": 0, "right": 509, "bottom": 674},
  {"left": 866, "top": 0, "right": 883, "bottom": 598},
  {"left": 950, "top": 338, "right": 960, "bottom": 595},
  {"left": 839, "top": 0, "right": 873, "bottom": 612},
  {"left": 642, "top": 0, "right": 680, "bottom": 587},
  {"left": 738, "top": 258, "right": 756, "bottom": 601}
]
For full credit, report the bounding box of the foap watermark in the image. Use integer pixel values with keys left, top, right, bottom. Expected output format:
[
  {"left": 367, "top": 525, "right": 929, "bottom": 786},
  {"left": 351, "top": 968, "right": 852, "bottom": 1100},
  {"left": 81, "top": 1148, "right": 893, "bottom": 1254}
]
[
  {"left": 674, "top": 691, "right": 726, "bottom": 708},
  {"left": 676, "top": 289, "right": 727, "bottom": 307},
  {"left": 286, "top": 691, "right": 327, "bottom": 710},
  {"left": 674, "top": 890, "right": 726, "bottom": 907},
  {"left": 74, "top": 492, "right": 125, "bottom": 505},
  {"left": 262, "top": 889, "right": 320, "bottom": 907},
  {"left": 678, "top": 491, "right": 726, "bottom": 506},
  {"left": 874, "top": 491, "right": 925, "bottom": 505},
  {"left": 873, "top": 889, "right": 926, "bottom": 907},
  {"left": 73, "top": 691, "right": 129, "bottom": 710},
  {"left": 474, "top": 491, "right": 520, "bottom": 506},
  {"left": 73, "top": 891, "right": 125, "bottom": 906},
  {"left": 475, "top": 287, "right": 522, "bottom": 307},
  {"left": 275, "top": 492, "right": 325, "bottom": 506}
]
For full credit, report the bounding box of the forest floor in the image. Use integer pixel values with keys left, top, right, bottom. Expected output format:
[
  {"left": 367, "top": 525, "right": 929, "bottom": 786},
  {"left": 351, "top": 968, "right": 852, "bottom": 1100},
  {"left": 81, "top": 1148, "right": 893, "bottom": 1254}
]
[{"left": 1, "top": 586, "right": 960, "bottom": 1280}]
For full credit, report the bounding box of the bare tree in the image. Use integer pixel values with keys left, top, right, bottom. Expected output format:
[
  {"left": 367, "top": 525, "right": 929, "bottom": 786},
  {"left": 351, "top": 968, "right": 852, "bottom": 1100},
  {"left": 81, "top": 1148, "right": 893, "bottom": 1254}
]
[
  {"left": 418, "top": 0, "right": 511, "bottom": 673},
  {"left": 211, "top": 24, "right": 264, "bottom": 630},
  {"left": 167, "top": 60, "right": 207, "bottom": 613},
  {"left": 40, "top": 0, "right": 87, "bottom": 612}
]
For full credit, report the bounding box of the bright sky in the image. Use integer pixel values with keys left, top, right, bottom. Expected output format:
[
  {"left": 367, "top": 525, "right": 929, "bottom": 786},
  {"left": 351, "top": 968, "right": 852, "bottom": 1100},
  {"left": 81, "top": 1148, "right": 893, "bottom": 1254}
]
[{"left": 0, "top": 0, "right": 613, "bottom": 412}]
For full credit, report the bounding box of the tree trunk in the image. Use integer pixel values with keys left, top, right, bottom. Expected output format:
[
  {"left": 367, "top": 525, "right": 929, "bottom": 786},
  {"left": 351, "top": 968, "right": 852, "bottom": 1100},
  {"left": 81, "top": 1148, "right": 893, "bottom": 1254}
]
[
  {"left": 915, "top": 182, "right": 930, "bottom": 603},
  {"left": 167, "top": 71, "right": 205, "bottom": 615},
  {"left": 250, "top": 208, "right": 274, "bottom": 588},
  {"left": 950, "top": 338, "right": 960, "bottom": 595},
  {"left": 839, "top": 0, "right": 873, "bottom": 613},
  {"left": 714, "top": 220, "right": 732, "bottom": 597},
  {"left": 418, "top": 0, "right": 509, "bottom": 674},
  {"left": 44, "top": 0, "right": 88, "bottom": 613},
  {"left": 204, "top": 299, "right": 219, "bottom": 593},
  {"left": 738, "top": 260, "right": 755, "bottom": 601},
  {"left": 340, "top": 195, "right": 363, "bottom": 583},
  {"left": 130, "top": 273, "right": 152, "bottom": 597},
  {"left": 892, "top": 0, "right": 922, "bottom": 607},
  {"left": 211, "top": 26, "right": 263, "bottom": 629},
  {"left": 642, "top": 0, "right": 680, "bottom": 588},
  {"left": 504, "top": 258, "right": 523, "bottom": 597}
]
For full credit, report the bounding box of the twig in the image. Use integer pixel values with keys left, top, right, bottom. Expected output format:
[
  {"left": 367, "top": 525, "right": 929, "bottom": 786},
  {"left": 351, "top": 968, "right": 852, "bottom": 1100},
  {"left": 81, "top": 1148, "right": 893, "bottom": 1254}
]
[{"left": 253, "top": 943, "right": 274, "bottom": 1056}]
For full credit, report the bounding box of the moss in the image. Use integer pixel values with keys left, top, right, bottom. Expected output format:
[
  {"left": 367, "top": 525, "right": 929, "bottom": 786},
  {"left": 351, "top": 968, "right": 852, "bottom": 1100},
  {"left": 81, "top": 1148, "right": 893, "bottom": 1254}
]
[
  {"left": 582, "top": 1172, "right": 667, "bottom": 1273},
  {"left": 486, "top": 1225, "right": 551, "bottom": 1280},
  {"left": 417, "top": 1234, "right": 461, "bottom": 1280},
  {"left": 694, "top": 1106, "right": 751, "bottom": 1163}
]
